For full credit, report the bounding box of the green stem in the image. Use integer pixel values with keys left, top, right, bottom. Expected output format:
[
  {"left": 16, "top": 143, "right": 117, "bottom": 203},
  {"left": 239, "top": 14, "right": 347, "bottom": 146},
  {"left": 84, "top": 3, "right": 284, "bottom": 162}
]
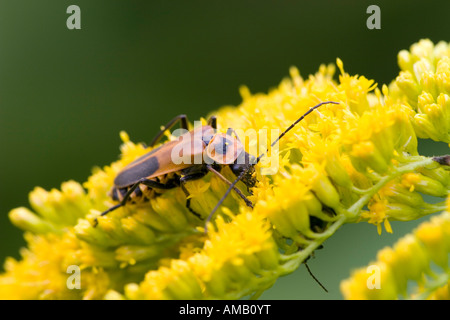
[
  {"left": 278, "top": 215, "right": 347, "bottom": 274},
  {"left": 223, "top": 156, "right": 445, "bottom": 299},
  {"left": 347, "top": 157, "right": 435, "bottom": 218},
  {"left": 279, "top": 156, "right": 438, "bottom": 275},
  {"left": 411, "top": 272, "right": 450, "bottom": 300}
]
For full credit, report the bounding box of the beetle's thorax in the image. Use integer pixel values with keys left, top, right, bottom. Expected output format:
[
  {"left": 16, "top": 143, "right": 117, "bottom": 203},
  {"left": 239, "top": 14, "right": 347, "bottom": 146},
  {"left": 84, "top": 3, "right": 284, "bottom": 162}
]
[{"left": 204, "top": 133, "right": 244, "bottom": 165}]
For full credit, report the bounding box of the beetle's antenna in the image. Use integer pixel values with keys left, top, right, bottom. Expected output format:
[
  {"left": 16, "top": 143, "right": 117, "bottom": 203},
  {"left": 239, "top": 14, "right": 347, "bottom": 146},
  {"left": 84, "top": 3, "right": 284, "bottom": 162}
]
[
  {"left": 256, "top": 101, "right": 339, "bottom": 163},
  {"left": 204, "top": 101, "right": 339, "bottom": 231},
  {"left": 305, "top": 262, "right": 328, "bottom": 293}
]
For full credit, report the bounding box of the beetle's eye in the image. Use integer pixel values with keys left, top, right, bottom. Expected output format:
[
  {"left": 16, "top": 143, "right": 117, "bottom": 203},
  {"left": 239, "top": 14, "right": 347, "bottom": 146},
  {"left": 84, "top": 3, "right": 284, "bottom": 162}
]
[{"left": 202, "top": 129, "right": 215, "bottom": 145}]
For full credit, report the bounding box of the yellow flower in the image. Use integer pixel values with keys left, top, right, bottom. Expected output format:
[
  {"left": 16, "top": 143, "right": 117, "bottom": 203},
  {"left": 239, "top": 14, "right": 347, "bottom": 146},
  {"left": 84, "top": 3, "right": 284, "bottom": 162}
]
[
  {"left": 391, "top": 39, "right": 450, "bottom": 142},
  {"left": 362, "top": 198, "right": 393, "bottom": 235},
  {"left": 124, "top": 260, "right": 203, "bottom": 300},
  {"left": 0, "top": 233, "right": 79, "bottom": 300},
  {"left": 340, "top": 261, "right": 398, "bottom": 300},
  {"left": 341, "top": 199, "right": 450, "bottom": 300},
  {"left": 119, "top": 209, "right": 279, "bottom": 299},
  {"left": 336, "top": 58, "right": 378, "bottom": 115},
  {"left": 427, "top": 283, "right": 450, "bottom": 300},
  {"left": 1, "top": 39, "right": 450, "bottom": 300}
]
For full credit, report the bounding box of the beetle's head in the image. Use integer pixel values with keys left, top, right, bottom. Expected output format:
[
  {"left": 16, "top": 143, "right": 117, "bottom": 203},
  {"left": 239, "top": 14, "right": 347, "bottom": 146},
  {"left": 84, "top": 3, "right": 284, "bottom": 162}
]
[{"left": 205, "top": 133, "right": 244, "bottom": 165}]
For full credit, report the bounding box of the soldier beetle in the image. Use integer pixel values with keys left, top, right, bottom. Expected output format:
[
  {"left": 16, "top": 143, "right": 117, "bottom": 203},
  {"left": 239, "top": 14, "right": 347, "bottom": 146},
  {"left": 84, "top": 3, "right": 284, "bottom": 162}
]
[{"left": 95, "top": 101, "right": 339, "bottom": 227}]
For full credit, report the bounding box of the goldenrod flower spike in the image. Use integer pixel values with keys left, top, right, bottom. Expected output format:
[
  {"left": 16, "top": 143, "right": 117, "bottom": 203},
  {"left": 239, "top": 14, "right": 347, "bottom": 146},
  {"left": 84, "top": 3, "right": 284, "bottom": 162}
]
[
  {"left": 391, "top": 39, "right": 450, "bottom": 142},
  {"left": 1, "top": 39, "right": 450, "bottom": 300},
  {"left": 341, "top": 196, "right": 450, "bottom": 300}
]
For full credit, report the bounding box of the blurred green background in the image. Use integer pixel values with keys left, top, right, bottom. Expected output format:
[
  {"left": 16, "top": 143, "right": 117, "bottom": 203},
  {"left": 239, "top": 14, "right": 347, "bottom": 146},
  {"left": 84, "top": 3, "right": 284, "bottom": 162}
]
[{"left": 0, "top": 0, "right": 449, "bottom": 299}]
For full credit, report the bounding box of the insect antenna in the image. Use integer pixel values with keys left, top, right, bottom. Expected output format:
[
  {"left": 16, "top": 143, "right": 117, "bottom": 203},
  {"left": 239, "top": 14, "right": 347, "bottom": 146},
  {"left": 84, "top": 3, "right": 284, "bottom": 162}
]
[
  {"left": 305, "top": 262, "right": 328, "bottom": 293},
  {"left": 204, "top": 101, "right": 339, "bottom": 231},
  {"left": 256, "top": 101, "right": 339, "bottom": 163}
]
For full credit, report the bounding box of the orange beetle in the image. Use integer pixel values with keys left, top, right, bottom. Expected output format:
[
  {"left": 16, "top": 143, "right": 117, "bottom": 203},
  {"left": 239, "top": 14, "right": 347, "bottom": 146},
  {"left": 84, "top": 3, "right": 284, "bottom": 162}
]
[
  {"left": 96, "top": 114, "right": 255, "bottom": 224},
  {"left": 96, "top": 102, "right": 339, "bottom": 225}
]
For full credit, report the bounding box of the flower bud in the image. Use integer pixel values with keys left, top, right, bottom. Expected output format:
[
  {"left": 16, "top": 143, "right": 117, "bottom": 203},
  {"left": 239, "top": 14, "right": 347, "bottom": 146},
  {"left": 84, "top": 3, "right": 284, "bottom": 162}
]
[
  {"left": 436, "top": 57, "right": 450, "bottom": 93},
  {"left": 341, "top": 262, "right": 398, "bottom": 300},
  {"left": 350, "top": 141, "right": 389, "bottom": 174},
  {"left": 151, "top": 193, "right": 188, "bottom": 231},
  {"left": 402, "top": 173, "right": 448, "bottom": 197},
  {"left": 415, "top": 215, "right": 450, "bottom": 270},
  {"left": 75, "top": 218, "right": 121, "bottom": 247},
  {"left": 255, "top": 247, "right": 279, "bottom": 271},
  {"left": 9, "top": 207, "right": 57, "bottom": 234},
  {"left": 132, "top": 208, "right": 175, "bottom": 233},
  {"left": 120, "top": 216, "right": 156, "bottom": 245},
  {"left": 413, "top": 113, "right": 443, "bottom": 141},
  {"left": 380, "top": 235, "right": 429, "bottom": 290},
  {"left": 115, "top": 245, "right": 161, "bottom": 266},
  {"left": 398, "top": 50, "right": 412, "bottom": 72},
  {"left": 418, "top": 167, "right": 450, "bottom": 189},
  {"left": 104, "top": 290, "right": 126, "bottom": 300},
  {"left": 309, "top": 171, "right": 341, "bottom": 209},
  {"left": 325, "top": 154, "right": 352, "bottom": 188},
  {"left": 395, "top": 71, "right": 420, "bottom": 106}
]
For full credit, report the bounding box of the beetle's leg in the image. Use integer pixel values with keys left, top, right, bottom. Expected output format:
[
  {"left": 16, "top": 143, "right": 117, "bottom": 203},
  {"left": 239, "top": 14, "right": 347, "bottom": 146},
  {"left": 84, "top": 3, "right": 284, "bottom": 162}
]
[
  {"left": 207, "top": 116, "right": 217, "bottom": 129},
  {"left": 94, "top": 203, "right": 123, "bottom": 226},
  {"left": 179, "top": 172, "right": 208, "bottom": 219},
  {"left": 206, "top": 165, "right": 253, "bottom": 208},
  {"left": 150, "top": 114, "right": 189, "bottom": 147},
  {"left": 139, "top": 178, "right": 178, "bottom": 190},
  {"left": 94, "top": 182, "right": 143, "bottom": 226},
  {"left": 94, "top": 178, "right": 178, "bottom": 226}
]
